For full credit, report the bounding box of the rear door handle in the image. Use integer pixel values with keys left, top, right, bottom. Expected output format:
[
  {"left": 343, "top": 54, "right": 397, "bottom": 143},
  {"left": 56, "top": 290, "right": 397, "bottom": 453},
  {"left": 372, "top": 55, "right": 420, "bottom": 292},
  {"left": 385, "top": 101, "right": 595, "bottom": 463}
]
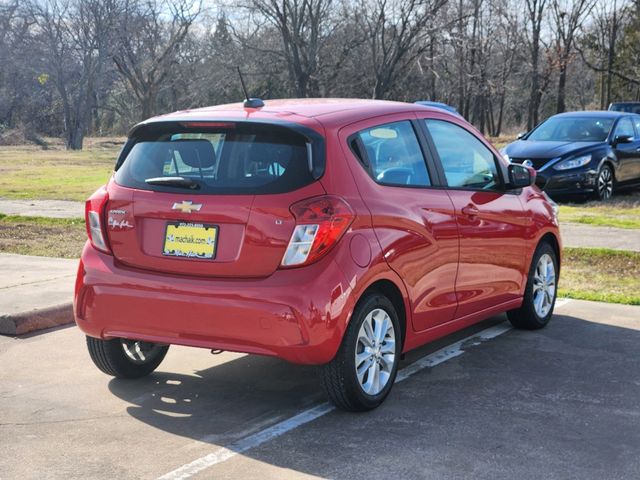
[{"left": 461, "top": 204, "right": 479, "bottom": 217}]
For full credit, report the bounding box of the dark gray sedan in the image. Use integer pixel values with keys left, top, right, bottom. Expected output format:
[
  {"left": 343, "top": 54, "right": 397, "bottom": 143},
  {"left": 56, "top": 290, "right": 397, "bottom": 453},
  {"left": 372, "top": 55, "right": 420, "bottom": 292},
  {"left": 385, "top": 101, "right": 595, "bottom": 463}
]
[{"left": 501, "top": 111, "right": 640, "bottom": 200}]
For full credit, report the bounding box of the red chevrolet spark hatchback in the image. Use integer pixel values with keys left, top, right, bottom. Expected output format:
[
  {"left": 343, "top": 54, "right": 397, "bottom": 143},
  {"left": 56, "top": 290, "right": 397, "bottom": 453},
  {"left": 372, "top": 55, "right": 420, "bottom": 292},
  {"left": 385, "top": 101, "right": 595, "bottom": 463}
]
[{"left": 75, "top": 99, "right": 561, "bottom": 411}]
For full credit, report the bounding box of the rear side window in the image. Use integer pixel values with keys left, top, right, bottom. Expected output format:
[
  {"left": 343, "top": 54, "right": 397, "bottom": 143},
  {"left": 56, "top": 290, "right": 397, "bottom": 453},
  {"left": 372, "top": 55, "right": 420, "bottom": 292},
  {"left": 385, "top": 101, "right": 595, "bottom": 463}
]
[
  {"left": 354, "top": 121, "right": 431, "bottom": 187},
  {"left": 114, "top": 123, "right": 318, "bottom": 194},
  {"left": 425, "top": 119, "right": 500, "bottom": 190}
]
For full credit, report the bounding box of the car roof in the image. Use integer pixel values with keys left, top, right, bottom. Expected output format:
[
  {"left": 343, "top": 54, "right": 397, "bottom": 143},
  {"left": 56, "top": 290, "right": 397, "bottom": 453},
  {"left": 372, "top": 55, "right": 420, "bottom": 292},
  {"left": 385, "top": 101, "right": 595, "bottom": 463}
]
[
  {"left": 552, "top": 110, "right": 634, "bottom": 119},
  {"left": 137, "top": 98, "right": 451, "bottom": 131}
]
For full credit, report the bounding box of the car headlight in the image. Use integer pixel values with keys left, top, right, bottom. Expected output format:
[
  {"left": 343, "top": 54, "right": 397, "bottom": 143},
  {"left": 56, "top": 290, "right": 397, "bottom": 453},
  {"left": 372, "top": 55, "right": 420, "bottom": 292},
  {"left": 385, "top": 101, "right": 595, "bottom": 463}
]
[{"left": 553, "top": 154, "right": 592, "bottom": 171}]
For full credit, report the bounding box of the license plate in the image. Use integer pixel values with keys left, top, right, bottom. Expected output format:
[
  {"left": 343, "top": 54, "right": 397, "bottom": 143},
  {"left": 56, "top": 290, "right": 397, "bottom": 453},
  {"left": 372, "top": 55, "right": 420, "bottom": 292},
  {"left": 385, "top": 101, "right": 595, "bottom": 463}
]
[{"left": 163, "top": 222, "right": 218, "bottom": 259}]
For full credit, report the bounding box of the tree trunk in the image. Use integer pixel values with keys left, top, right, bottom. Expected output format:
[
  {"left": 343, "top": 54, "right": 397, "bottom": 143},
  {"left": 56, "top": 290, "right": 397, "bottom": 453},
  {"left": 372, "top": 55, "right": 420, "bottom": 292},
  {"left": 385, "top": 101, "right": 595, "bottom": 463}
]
[
  {"left": 528, "top": 38, "right": 540, "bottom": 129},
  {"left": 429, "top": 34, "right": 436, "bottom": 100},
  {"left": 556, "top": 63, "right": 567, "bottom": 113},
  {"left": 141, "top": 88, "right": 156, "bottom": 120},
  {"left": 67, "top": 125, "right": 85, "bottom": 150},
  {"left": 606, "top": 9, "right": 618, "bottom": 107},
  {"left": 496, "top": 92, "right": 506, "bottom": 137}
]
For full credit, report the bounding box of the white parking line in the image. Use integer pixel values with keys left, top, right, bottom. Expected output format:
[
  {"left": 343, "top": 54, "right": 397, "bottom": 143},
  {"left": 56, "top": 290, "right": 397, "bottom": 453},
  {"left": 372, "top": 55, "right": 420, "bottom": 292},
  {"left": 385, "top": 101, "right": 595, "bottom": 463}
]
[{"left": 158, "top": 318, "right": 531, "bottom": 480}]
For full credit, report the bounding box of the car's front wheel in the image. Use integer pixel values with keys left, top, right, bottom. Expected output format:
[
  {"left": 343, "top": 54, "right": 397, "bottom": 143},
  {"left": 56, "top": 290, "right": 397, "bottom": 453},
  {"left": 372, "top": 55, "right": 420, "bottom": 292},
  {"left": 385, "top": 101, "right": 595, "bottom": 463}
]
[
  {"left": 86, "top": 336, "right": 169, "bottom": 378},
  {"left": 595, "top": 163, "right": 614, "bottom": 201},
  {"left": 507, "top": 242, "right": 558, "bottom": 330},
  {"left": 321, "top": 292, "right": 401, "bottom": 411}
]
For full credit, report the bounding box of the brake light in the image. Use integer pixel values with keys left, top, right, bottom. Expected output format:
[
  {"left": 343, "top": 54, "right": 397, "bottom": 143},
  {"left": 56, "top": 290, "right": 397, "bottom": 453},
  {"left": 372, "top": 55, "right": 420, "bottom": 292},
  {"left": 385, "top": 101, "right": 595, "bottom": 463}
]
[
  {"left": 281, "top": 196, "right": 354, "bottom": 268},
  {"left": 179, "top": 122, "right": 236, "bottom": 129},
  {"left": 85, "top": 186, "right": 111, "bottom": 254}
]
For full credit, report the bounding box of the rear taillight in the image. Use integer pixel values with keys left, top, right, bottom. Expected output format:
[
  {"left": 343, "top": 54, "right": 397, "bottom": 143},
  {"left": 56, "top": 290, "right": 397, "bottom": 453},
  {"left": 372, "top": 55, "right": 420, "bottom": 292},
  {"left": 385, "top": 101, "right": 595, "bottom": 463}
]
[
  {"left": 85, "top": 186, "right": 111, "bottom": 254},
  {"left": 281, "top": 195, "right": 354, "bottom": 268}
]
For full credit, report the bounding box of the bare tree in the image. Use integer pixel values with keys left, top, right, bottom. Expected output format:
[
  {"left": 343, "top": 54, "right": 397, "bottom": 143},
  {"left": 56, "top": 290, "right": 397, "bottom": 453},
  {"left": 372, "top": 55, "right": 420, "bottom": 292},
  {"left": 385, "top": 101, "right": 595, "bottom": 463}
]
[
  {"left": 551, "top": 0, "right": 596, "bottom": 113},
  {"left": 243, "top": 0, "right": 336, "bottom": 97},
  {"left": 577, "top": 0, "right": 631, "bottom": 108},
  {"left": 4, "top": 0, "right": 640, "bottom": 142},
  {"left": 524, "top": 0, "right": 548, "bottom": 129},
  {"left": 0, "top": 1, "right": 29, "bottom": 129},
  {"left": 112, "top": 0, "right": 201, "bottom": 120},
  {"left": 25, "top": 0, "right": 119, "bottom": 149},
  {"left": 491, "top": 4, "right": 520, "bottom": 135},
  {"left": 358, "top": 0, "right": 447, "bottom": 99}
]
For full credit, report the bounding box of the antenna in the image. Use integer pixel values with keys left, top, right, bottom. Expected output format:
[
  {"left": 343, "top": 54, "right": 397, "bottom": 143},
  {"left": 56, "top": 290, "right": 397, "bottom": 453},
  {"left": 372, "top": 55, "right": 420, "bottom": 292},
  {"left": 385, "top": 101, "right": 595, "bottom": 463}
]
[{"left": 237, "top": 67, "right": 264, "bottom": 109}]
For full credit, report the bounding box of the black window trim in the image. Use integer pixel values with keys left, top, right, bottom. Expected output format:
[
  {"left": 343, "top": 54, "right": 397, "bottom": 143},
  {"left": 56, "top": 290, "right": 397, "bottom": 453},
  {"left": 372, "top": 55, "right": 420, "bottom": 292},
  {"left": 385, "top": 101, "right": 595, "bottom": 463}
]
[
  {"left": 114, "top": 119, "right": 326, "bottom": 196},
  {"left": 418, "top": 117, "right": 511, "bottom": 194},
  {"left": 346, "top": 119, "right": 441, "bottom": 190}
]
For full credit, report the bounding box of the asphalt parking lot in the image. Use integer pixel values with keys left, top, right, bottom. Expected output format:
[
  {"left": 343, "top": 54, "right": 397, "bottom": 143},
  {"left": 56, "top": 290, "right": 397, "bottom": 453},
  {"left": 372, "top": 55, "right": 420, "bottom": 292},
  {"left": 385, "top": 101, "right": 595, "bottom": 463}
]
[{"left": 1, "top": 298, "right": 639, "bottom": 480}]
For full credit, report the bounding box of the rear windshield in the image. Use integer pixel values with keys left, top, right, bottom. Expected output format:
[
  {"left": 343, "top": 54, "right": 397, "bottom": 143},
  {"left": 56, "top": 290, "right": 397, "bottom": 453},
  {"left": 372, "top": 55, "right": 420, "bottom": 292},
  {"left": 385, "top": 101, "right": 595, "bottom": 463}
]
[
  {"left": 610, "top": 103, "right": 640, "bottom": 114},
  {"left": 114, "top": 123, "right": 318, "bottom": 194}
]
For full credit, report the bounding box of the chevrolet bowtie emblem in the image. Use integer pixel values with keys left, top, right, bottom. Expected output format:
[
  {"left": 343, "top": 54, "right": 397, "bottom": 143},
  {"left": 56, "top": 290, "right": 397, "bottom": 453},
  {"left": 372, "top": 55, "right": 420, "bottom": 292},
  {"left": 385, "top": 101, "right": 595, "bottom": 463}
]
[{"left": 172, "top": 201, "right": 202, "bottom": 213}]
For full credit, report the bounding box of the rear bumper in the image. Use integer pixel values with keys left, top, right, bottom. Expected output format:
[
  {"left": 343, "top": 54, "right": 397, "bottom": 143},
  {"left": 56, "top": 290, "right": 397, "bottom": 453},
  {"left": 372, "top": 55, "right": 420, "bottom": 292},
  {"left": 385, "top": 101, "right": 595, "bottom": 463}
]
[{"left": 74, "top": 242, "right": 355, "bottom": 365}]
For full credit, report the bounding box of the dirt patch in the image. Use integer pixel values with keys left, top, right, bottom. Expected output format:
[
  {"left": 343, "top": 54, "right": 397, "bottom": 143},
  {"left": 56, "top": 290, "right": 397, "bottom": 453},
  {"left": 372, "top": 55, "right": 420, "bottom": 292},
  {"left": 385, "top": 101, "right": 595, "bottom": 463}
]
[{"left": 0, "top": 216, "right": 86, "bottom": 258}]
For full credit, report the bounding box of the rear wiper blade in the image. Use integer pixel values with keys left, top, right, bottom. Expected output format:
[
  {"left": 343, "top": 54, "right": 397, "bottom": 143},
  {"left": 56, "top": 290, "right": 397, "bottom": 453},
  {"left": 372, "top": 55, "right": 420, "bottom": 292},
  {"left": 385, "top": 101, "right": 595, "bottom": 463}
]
[{"left": 145, "top": 176, "right": 201, "bottom": 190}]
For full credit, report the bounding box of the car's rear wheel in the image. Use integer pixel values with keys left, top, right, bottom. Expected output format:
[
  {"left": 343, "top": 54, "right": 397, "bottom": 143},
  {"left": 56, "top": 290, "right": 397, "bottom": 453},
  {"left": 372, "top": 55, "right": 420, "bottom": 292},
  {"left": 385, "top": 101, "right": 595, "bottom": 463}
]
[
  {"left": 86, "top": 336, "right": 169, "bottom": 378},
  {"left": 595, "top": 164, "right": 614, "bottom": 201},
  {"left": 507, "top": 242, "right": 558, "bottom": 330},
  {"left": 321, "top": 292, "right": 401, "bottom": 411}
]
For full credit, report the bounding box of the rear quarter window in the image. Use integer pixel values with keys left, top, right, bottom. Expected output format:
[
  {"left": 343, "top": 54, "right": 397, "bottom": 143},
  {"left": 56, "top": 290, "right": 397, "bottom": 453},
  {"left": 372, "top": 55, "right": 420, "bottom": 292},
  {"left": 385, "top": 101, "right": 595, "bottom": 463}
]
[{"left": 114, "top": 123, "right": 318, "bottom": 195}]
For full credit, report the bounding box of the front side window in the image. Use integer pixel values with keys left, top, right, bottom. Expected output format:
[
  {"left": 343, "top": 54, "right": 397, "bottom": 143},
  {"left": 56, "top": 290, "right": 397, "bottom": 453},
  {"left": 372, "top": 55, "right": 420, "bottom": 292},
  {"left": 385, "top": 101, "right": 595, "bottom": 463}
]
[
  {"left": 355, "top": 121, "right": 431, "bottom": 187},
  {"left": 614, "top": 117, "right": 635, "bottom": 138},
  {"left": 425, "top": 119, "right": 499, "bottom": 190}
]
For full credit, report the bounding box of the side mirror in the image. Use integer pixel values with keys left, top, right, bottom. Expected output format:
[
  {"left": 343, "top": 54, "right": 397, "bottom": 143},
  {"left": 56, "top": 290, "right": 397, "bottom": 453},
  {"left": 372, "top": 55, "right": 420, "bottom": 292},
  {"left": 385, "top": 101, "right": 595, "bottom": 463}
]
[
  {"left": 508, "top": 163, "right": 535, "bottom": 189},
  {"left": 517, "top": 131, "right": 528, "bottom": 140},
  {"left": 612, "top": 134, "right": 633, "bottom": 146}
]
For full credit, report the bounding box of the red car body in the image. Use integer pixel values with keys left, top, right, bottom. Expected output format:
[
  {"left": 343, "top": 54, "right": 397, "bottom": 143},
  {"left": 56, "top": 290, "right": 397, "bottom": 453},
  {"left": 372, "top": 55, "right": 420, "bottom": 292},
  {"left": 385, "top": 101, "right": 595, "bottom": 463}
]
[{"left": 75, "top": 99, "right": 561, "bottom": 367}]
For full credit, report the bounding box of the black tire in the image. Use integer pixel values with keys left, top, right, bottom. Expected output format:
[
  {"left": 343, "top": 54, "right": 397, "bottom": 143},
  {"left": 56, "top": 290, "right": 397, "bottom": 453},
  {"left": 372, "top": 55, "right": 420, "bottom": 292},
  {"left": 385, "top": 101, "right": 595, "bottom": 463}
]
[
  {"left": 321, "top": 292, "right": 401, "bottom": 412},
  {"left": 594, "top": 163, "right": 614, "bottom": 201},
  {"left": 86, "top": 336, "right": 169, "bottom": 379},
  {"left": 507, "top": 242, "right": 558, "bottom": 330}
]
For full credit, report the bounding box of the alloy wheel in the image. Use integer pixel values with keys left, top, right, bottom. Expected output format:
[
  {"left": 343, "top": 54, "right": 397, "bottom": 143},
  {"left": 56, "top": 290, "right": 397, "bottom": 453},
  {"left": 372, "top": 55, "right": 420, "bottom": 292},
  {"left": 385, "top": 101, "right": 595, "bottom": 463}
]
[
  {"left": 120, "top": 339, "right": 165, "bottom": 365},
  {"left": 354, "top": 308, "right": 396, "bottom": 396},
  {"left": 598, "top": 166, "right": 613, "bottom": 200},
  {"left": 532, "top": 253, "right": 556, "bottom": 318}
]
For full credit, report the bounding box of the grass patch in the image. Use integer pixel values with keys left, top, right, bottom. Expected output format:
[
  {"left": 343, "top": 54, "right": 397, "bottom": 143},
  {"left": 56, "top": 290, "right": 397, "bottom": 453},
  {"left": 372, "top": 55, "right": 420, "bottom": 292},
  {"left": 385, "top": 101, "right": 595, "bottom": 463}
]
[
  {"left": 0, "top": 138, "right": 122, "bottom": 201},
  {"left": 559, "top": 190, "right": 640, "bottom": 229},
  {"left": 0, "top": 214, "right": 86, "bottom": 258},
  {"left": 487, "top": 135, "right": 517, "bottom": 150},
  {"left": 559, "top": 247, "right": 640, "bottom": 305}
]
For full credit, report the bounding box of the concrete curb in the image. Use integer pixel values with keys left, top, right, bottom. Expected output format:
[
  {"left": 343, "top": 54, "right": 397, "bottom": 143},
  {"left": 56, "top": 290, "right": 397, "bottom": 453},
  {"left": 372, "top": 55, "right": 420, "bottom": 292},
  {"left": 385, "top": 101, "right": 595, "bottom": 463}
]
[{"left": 0, "top": 303, "right": 74, "bottom": 336}]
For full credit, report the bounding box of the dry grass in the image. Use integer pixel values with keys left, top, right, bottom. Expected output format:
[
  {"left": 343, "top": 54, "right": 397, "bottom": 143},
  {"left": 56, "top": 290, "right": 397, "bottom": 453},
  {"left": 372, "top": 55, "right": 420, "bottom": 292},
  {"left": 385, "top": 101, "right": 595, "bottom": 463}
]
[
  {"left": 0, "top": 137, "right": 123, "bottom": 201},
  {"left": 559, "top": 190, "right": 640, "bottom": 229},
  {"left": 559, "top": 247, "right": 640, "bottom": 305},
  {"left": 487, "top": 135, "right": 517, "bottom": 150}
]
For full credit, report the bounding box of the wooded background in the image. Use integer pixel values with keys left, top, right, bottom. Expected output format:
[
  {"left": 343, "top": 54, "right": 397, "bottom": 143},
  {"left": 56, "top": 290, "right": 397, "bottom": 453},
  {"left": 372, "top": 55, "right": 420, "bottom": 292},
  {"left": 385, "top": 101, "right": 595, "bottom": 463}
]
[{"left": 0, "top": 0, "right": 638, "bottom": 149}]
